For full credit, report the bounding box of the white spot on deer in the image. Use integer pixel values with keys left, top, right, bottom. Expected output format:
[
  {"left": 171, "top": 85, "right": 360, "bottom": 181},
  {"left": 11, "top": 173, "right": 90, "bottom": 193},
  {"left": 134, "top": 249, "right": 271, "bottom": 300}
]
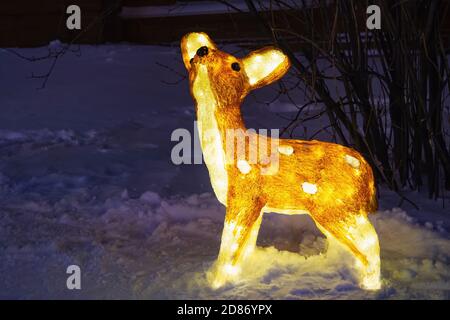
[
  {"left": 278, "top": 145, "right": 294, "bottom": 155},
  {"left": 345, "top": 154, "right": 360, "bottom": 168},
  {"left": 237, "top": 160, "right": 251, "bottom": 174},
  {"left": 302, "top": 182, "right": 317, "bottom": 195}
]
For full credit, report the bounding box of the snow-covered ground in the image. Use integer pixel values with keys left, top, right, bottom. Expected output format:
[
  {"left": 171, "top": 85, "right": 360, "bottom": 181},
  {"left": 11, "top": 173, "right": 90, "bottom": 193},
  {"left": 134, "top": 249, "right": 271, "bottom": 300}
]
[{"left": 0, "top": 44, "right": 449, "bottom": 299}]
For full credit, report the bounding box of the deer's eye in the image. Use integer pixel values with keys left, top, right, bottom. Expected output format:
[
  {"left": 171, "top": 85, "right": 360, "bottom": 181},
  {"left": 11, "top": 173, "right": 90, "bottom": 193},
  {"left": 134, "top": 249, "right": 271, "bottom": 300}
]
[{"left": 231, "top": 62, "right": 240, "bottom": 71}]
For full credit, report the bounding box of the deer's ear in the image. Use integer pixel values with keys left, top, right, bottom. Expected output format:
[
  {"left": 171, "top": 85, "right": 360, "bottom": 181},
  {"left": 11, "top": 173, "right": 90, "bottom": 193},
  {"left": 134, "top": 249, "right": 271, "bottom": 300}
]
[
  {"left": 181, "top": 32, "right": 217, "bottom": 70},
  {"left": 242, "top": 47, "right": 290, "bottom": 89}
]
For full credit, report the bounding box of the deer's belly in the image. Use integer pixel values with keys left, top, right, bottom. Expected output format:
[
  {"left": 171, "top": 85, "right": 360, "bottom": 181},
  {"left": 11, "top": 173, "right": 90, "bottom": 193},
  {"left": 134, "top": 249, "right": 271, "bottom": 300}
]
[{"left": 263, "top": 206, "right": 310, "bottom": 215}]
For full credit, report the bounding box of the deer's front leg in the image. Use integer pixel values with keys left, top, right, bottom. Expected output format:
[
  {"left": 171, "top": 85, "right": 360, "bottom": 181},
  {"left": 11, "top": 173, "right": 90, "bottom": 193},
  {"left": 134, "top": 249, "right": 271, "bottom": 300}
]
[{"left": 210, "top": 191, "right": 264, "bottom": 288}]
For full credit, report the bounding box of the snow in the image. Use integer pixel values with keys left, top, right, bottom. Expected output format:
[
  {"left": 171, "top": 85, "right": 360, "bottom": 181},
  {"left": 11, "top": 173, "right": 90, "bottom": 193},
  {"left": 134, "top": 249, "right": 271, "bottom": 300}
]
[{"left": 0, "top": 43, "right": 449, "bottom": 299}]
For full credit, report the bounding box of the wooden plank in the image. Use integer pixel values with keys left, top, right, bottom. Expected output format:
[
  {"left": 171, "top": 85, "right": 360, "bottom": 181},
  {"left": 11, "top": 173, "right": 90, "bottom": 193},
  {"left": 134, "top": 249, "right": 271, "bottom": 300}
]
[
  {"left": 1, "top": 1, "right": 449, "bottom": 47},
  {"left": 0, "top": 13, "right": 103, "bottom": 47},
  {"left": 123, "top": 0, "right": 176, "bottom": 6},
  {"left": 0, "top": 0, "right": 102, "bottom": 15},
  {"left": 121, "top": 10, "right": 318, "bottom": 44}
]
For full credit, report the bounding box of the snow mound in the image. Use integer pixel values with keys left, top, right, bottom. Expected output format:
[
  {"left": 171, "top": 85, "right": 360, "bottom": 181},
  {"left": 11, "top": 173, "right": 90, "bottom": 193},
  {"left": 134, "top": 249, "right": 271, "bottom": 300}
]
[{"left": 1, "top": 187, "right": 449, "bottom": 299}]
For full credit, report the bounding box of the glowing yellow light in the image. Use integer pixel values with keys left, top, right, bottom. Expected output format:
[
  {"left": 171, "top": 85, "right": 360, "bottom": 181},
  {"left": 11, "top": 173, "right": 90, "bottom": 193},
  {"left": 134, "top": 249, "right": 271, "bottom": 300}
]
[
  {"left": 356, "top": 215, "right": 367, "bottom": 225},
  {"left": 302, "top": 182, "right": 318, "bottom": 194},
  {"left": 181, "top": 32, "right": 381, "bottom": 291},
  {"left": 223, "top": 264, "right": 240, "bottom": 276},
  {"left": 242, "top": 49, "right": 290, "bottom": 88}
]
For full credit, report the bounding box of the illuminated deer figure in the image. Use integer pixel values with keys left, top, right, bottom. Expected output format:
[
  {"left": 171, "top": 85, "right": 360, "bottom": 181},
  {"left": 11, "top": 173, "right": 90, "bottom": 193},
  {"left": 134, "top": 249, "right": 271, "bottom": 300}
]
[{"left": 181, "top": 32, "right": 381, "bottom": 290}]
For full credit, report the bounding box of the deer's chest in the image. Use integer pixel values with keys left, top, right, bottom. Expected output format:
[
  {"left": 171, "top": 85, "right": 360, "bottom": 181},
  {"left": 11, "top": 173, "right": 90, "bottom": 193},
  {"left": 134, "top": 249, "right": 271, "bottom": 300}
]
[
  {"left": 196, "top": 108, "right": 228, "bottom": 205},
  {"left": 193, "top": 66, "right": 228, "bottom": 204}
]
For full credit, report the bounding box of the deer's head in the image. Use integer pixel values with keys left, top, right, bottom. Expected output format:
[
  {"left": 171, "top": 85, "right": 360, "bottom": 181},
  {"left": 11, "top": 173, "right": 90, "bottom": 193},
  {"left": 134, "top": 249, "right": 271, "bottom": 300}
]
[{"left": 181, "top": 32, "right": 290, "bottom": 107}]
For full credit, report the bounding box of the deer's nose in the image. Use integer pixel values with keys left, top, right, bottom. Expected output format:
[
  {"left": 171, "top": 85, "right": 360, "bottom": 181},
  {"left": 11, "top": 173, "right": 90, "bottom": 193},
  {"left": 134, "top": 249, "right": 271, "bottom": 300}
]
[{"left": 196, "top": 46, "right": 208, "bottom": 57}]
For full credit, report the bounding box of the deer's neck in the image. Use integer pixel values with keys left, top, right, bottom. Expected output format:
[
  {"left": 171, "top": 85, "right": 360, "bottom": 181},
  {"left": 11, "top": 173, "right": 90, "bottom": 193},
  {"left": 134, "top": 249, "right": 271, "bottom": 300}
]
[{"left": 193, "top": 66, "right": 246, "bottom": 205}]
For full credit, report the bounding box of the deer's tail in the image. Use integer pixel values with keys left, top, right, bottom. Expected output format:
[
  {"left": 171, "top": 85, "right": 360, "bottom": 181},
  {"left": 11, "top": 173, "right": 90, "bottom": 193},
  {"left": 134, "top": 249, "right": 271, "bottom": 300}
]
[
  {"left": 365, "top": 162, "right": 378, "bottom": 214},
  {"left": 367, "top": 189, "right": 378, "bottom": 214}
]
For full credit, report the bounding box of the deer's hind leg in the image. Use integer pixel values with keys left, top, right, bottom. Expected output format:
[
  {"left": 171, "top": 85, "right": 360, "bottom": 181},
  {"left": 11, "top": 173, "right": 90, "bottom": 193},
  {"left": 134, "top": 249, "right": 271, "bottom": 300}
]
[
  {"left": 315, "top": 212, "right": 381, "bottom": 290},
  {"left": 210, "top": 191, "right": 264, "bottom": 289}
]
